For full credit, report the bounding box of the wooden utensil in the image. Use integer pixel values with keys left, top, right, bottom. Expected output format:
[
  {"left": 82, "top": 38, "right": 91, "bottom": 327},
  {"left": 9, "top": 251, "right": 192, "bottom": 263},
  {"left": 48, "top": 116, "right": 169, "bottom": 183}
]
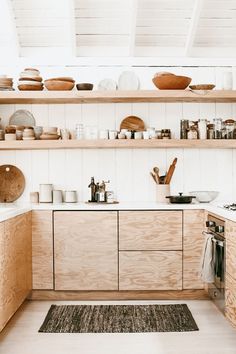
[
  {"left": 153, "top": 166, "right": 161, "bottom": 183},
  {"left": 0, "top": 165, "right": 25, "bottom": 202},
  {"left": 165, "top": 158, "right": 177, "bottom": 184},
  {"left": 150, "top": 172, "right": 158, "bottom": 184},
  {"left": 120, "top": 116, "right": 145, "bottom": 131}
]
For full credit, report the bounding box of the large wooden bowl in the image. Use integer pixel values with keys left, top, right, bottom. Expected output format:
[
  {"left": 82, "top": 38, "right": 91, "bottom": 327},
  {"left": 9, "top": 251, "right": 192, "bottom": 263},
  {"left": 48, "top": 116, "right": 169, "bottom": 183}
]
[
  {"left": 44, "top": 80, "right": 75, "bottom": 91},
  {"left": 152, "top": 75, "right": 192, "bottom": 90}
]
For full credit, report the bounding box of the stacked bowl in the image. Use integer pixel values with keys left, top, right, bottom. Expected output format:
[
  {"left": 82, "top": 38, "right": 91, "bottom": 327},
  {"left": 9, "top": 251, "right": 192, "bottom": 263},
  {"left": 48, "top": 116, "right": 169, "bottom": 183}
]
[
  {"left": 0, "top": 75, "right": 14, "bottom": 90},
  {"left": 18, "top": 68, "right": 44, "bottom": 91}
]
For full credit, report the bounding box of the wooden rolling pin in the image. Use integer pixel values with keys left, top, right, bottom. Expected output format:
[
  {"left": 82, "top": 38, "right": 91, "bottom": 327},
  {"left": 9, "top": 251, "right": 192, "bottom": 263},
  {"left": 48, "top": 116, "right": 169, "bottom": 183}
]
[{"left": 165, "top": 157, "right": 177, "bottom": 184}]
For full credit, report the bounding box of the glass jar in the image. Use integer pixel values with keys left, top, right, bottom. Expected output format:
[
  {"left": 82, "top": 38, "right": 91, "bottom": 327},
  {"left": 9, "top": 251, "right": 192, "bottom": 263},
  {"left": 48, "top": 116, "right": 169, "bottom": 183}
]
[
  {"left": 224, "top": 119, "right": 235, "bottom": 139},
  {"left": 207, "top": 124, "right": 214, "bottom": 139},
  {"left": 187, "top": 126, "right": 198, "bottom": 140},
  {"left": 76, "top": 124, "right": 84, "bottom": 140},
  {"left": 198, "top": 119, "right": 207, "bottom": 139},
  {"left": 180, "top": 119, "right": 189, "bottom": 139},
  {"left": 213, "top": 118, "right": 223, "bottom": 139}
]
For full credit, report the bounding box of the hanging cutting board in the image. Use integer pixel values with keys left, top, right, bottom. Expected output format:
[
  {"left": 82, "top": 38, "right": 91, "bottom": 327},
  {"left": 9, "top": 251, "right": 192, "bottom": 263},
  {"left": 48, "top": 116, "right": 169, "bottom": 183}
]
[
  {"left": 0, "top": 165, "right": 25, "bottom": 202},
  {"left": 120, "top": 116, "right": 145, "bottom": 131}
]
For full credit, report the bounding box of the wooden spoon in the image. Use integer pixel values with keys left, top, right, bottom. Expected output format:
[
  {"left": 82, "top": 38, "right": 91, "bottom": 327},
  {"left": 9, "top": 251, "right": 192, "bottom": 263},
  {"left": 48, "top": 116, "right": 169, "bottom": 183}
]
[
  {"left": 165, "top": 158, "right": 178, "bottom": 184},
  {"left": 153, "top": 167, "right": 161, "bottom": 183}
]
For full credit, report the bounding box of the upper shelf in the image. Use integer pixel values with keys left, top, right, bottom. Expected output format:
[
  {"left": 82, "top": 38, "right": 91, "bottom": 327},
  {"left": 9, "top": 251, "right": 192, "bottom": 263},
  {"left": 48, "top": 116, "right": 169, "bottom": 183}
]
[{"left": 1, "top": 90, "right": 236, "bottom": 104}]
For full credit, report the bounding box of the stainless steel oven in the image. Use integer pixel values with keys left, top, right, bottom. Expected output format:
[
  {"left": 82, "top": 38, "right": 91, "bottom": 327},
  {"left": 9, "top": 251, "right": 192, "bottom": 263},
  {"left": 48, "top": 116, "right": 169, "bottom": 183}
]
[{"left": 205, "top": 215, "right": 225, "bottom": 313}]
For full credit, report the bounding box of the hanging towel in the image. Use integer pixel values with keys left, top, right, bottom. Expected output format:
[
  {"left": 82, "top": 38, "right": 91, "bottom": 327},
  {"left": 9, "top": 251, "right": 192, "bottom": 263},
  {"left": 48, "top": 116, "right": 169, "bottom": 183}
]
[{"left": 200, "top": 232, "right": 215, "bottom": 283}]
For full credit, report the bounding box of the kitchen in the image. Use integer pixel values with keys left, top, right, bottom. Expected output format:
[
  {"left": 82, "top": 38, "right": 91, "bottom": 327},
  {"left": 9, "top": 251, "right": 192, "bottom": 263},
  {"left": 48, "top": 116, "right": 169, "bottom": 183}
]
[{"left": 1, "top": 0, "right": 236, "bottom": 353}]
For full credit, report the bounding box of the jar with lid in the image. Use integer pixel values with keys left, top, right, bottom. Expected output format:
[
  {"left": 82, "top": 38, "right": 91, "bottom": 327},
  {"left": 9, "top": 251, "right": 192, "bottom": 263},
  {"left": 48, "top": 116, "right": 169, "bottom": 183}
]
[
  {"left": 161, "top": 129, "right": 171, "bottom": 139},
  {"left": 207, "top": 124, "right": 214, "bottom": 139},
  {"left": 180, "top": 119, "right": 189, "bottom": 139},
  {"left": 187, "top": 126, "right": 198, "bottom": 140},
  {"left": 198, "top": 119, "right": 207, "bottom": 139},
  {"left": 224, "top": 119, "right": 235, "bottom": 139},
  {"left": 213, "top": 118, "right": 223, "bottom": 139}
]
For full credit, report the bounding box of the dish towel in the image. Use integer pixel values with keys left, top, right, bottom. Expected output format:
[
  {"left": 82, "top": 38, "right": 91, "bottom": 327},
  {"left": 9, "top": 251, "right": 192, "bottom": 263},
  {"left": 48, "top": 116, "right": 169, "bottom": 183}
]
[{"left": 200, "top": 232, "right": 214, "bottom": 283}]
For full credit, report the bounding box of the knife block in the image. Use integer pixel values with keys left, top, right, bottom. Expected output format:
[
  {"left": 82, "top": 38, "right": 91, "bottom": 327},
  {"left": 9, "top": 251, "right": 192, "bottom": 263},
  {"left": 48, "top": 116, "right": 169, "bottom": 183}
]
[{"left": 156, "top": 184, "right": 170, "bottom": 203}]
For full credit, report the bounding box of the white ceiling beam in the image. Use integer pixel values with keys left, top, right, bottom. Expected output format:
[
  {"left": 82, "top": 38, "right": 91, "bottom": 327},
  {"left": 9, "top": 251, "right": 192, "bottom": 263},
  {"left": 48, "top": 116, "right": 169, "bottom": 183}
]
[
  {"left": 0, "top": 0, "right": 19, "bottom": 61},
  {"left": 185, "top": 0, "right": 204, "bottom": 57},
  {"left": 129, "top": 0, "right": 138, "bottom": 56}
]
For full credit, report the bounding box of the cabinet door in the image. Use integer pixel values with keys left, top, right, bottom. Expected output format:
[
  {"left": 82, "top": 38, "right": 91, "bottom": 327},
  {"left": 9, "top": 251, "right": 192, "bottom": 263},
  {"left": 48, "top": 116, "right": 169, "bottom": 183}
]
[
  {"left": 119, "top": 251, "right": 182, "bottom": 290},
  {"left": 54, "top": 211, "right": 118, "bottom": 290},
  {"left": 119, "top": 211, "right": 182, "bottom": 250},
  {"left": 226, "top": 220, "right": 236, "bottom": 281},
  {"left": 32, "top": 211, "right": 53, "bottom": 289},
  {"left": 0, "top": 213, "right": 32, "bottom": 332},
  {"left": 183, "top": 210, "right": 205, "bottom": 289},
  {"left": 225, "top": 273, "right": 236, "bottom": 328}
]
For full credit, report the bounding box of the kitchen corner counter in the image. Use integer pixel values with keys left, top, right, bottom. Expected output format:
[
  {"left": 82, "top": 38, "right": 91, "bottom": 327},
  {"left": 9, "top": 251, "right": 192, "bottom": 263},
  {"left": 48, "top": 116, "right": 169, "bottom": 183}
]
[{"left": 1, "top": 201, "right": 236, "bottom": 223}]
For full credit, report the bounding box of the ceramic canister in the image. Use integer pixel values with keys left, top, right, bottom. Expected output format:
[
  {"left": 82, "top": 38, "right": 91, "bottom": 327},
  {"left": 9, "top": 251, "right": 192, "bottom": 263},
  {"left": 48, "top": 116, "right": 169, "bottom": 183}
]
[
  {"left": 39, "top": 184, "right": 53, "bottom": 203},
  {"left": 53, "top": 190, "right": 63, "bottom": 203},
  {"left": 64, "top": 190, "right": 77, "bottom": 203}
]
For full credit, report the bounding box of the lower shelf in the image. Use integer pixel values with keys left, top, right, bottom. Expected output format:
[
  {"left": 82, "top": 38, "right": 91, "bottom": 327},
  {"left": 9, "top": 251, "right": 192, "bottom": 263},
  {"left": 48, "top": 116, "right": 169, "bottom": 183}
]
[{"left": 0, "top": 139, "right": 236, "bottom": 150}]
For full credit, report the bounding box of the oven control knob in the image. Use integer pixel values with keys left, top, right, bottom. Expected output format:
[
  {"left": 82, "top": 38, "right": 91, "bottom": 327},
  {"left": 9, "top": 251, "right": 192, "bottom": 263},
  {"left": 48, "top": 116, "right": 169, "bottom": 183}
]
[
  {"left": 206, "top": 221, "right": 216, "bottom": 227},
  {"left": 215, "top": 225, "right": 224, "bottom": 233}
]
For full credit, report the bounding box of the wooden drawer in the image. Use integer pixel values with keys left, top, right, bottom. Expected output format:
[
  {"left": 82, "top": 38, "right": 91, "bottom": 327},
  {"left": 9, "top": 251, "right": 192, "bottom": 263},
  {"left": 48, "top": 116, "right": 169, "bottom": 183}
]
[
  {"left": 226, "top": 220, "right": 236, "bottom": 281},
  {"left": 119, "top": 251, "right": 182, "bottom": 290},
  {"left": 119, "top": 211, "right": 182, "bottom": 251},
  {"left": 183, "top": 210, "right": 204, "bottom": 290}
]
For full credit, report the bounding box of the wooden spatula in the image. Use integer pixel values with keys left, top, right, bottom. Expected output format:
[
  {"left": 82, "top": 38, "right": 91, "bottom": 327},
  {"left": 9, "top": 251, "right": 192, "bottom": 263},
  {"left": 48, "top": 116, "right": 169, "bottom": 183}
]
[{"left": 165, "top": 158, "right": 177, "bottom": 184}]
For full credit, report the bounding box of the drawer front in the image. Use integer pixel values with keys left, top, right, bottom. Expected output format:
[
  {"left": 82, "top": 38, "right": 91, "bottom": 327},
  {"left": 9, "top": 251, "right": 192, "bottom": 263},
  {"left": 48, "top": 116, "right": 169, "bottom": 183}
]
[
  {"left": 119, "top": 251, "right": 182, "bottom": 290},
  {"left": 119, "top": 211, "right": 182, "bottom": 251}
]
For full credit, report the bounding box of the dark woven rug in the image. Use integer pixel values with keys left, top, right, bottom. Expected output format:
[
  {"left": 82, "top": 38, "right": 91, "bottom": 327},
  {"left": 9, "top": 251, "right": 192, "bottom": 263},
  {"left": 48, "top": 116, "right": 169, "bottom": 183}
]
[{"left": 38, "top": 304, "right": 198, "bottom": 333}]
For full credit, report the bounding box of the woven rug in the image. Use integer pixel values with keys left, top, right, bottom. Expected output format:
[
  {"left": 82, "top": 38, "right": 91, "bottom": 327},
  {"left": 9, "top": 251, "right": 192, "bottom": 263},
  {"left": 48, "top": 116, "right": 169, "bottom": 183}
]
[{"left": 38, "top": 304, "right": 198, "bottom": 333}]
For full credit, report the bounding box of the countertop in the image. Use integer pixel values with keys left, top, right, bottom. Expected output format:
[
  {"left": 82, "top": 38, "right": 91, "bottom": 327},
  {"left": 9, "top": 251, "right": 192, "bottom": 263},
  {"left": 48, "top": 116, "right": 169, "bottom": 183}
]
[{"left": 1, "top": 201, "right": 236, "bottom": 223}]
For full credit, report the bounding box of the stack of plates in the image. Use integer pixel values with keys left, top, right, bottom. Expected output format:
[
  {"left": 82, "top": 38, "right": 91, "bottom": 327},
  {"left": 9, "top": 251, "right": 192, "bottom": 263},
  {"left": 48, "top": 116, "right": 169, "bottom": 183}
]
[
  {"left": 0, "top": 75, "right": 14, "bottom": 91},
  {"left": 18, "top": 68, "right": 44, "bottom": 91}
]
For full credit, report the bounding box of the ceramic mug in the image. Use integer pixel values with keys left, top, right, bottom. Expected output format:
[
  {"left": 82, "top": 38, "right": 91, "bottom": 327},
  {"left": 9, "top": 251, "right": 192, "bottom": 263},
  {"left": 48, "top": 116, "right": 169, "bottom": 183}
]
[{"left": 125, "top": 131, "right": 132, "bottom": 139}]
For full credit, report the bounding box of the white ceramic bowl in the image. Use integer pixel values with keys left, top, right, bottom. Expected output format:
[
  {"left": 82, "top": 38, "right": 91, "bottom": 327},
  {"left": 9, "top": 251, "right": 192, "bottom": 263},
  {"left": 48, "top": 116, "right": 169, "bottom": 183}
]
[{"left": 189, "top": 191, "right": 219, "bottom": 203}]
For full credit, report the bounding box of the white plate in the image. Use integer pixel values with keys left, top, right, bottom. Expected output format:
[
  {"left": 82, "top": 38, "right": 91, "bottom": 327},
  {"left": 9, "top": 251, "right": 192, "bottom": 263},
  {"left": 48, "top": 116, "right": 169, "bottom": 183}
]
[
  {"left": 9, "top": 110, "right": 36, "bottom": 126},
  {"left": 118, "top": 71, "right": 140, "bottom": 90},
  {"left": 98, "top": 79, "right": 117, "bottom": 91}
]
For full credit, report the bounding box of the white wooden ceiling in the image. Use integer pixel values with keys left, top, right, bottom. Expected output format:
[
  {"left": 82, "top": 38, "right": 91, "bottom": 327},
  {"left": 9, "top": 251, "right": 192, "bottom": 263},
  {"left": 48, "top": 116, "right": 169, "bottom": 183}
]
[{"left": 1, "top": 0, "right": 236, "bottom": 58}]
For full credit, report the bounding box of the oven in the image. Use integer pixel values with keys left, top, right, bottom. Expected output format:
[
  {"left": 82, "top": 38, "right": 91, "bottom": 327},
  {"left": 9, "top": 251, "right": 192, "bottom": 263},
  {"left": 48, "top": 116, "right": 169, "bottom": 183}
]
[{"left": 205, "top": 215, "right": 225, "bottom": 313}]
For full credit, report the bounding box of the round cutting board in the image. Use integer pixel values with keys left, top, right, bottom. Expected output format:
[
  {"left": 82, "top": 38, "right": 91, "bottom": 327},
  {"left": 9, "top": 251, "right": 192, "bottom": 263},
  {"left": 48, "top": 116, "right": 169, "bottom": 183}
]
[
  {"left": 120, "top": 115, "right": 145, "bottom": 131},
  {"left": 0, "top": 165, "right": 25, "bottom": 202}
]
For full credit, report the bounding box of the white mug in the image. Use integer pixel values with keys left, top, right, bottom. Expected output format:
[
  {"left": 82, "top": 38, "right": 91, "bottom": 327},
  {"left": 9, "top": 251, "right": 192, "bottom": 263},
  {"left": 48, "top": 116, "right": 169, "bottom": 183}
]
[
  {"left": 64, "top": 190, "right": 77, "bottom": 203},
  {"left": 134, "top": 131, "right": 143, "bottom": 139},
  {"left": 125, "top": 131, "right": 132, "bottom": 139}
]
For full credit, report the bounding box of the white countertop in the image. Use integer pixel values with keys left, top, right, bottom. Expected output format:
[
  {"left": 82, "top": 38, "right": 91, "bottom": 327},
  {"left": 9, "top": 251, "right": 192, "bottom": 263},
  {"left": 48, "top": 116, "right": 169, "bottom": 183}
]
[{"left": 1, "top": 201, "right": 236, "bottom": 223}]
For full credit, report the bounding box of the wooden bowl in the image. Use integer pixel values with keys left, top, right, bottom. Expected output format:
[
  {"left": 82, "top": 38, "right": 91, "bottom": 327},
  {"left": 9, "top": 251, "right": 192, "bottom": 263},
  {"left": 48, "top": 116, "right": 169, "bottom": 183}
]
[
  {"left": 18, "top": 84, "right": 44, "bottom": 91},
  {"left": 76, "top": 83, "right": 93, "bottom": 90},
  {"left": 152, "top": 75, "right": 192, "bottom": 90},
  {"left": 44, "top": 80, "right": 75, "bottom": 91},
  {"left": 189, "top": 84, "right": 215, "bottom": 90}
]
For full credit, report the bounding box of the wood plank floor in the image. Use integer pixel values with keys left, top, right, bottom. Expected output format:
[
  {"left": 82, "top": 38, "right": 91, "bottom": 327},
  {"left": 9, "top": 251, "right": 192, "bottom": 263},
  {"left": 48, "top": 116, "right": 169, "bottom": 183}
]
[{"left": 0, "top": 300, "right": 235, "bottom": 354}]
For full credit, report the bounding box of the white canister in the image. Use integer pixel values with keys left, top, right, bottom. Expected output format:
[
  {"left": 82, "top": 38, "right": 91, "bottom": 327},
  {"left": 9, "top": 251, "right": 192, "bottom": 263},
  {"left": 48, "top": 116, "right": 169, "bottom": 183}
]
[
  {"left": 156, "top": 184, "right": 170, "bottom": 204},
  {"left": 39, "top": 184, "right": 53, "bottom": 203},
  {"left": 53, "top": 190, "right": 63, "bottom": 203},
  {"left": 198, "top": 119, "right": 207, "bottom": 140},
  {"left": 64, "top": 190, "right": 77, "bottom": 203}
]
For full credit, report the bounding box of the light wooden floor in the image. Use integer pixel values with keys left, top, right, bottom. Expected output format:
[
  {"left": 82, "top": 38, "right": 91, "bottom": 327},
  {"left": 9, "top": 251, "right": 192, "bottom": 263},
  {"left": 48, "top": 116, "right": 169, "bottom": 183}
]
[{"left": 0, "top": 300, "right": 235, "bottom": 354}]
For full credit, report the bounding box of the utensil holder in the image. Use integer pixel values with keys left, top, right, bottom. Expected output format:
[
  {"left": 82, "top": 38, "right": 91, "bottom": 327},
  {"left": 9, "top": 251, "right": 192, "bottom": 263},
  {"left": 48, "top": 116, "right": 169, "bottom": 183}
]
[{"left": 156, "top": 184, "right": 170, "bottom": 203}]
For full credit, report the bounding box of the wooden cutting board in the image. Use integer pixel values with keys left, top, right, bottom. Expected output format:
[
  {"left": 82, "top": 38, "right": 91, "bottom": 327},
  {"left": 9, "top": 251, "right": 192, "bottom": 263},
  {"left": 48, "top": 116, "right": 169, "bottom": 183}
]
[
  {"left": 0, "top": 165, "right": 25, "bottom": 202},
  {"left": 120, "top": 116, "right": 145, "bottom": 131}
]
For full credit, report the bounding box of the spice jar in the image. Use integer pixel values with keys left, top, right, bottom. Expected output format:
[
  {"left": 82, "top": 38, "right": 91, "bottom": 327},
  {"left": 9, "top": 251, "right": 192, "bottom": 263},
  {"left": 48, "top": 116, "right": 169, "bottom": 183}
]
[
  {"left": 198, "top": 119, "right": 207, "bottom": 139},
  {"left": 161, "top": 129, "right": 171, "bottom": 139},
  {"left": 213, "top": 118, "right": 223, "bottom": 139},
  {"left": 180, "top": 119, "right": 189, "bottom": 139},
  {"left": 207, "top": 124, "right": 214, "bottom": 139},
  {"left": 187, "top": 126, "right": 198, "bottom": 139},
  {"left": 224, "top": 119, "right": 235, "bottom": 139}
]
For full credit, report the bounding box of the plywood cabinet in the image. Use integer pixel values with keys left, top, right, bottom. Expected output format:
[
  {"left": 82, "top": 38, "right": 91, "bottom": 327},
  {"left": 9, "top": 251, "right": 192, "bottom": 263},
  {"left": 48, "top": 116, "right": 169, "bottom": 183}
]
[
  {"left": 225, "top": 220, "right": 236, "bottom": 327},
  {"left": 0, "top": 212, "right": 32, "bottom": 332},
  {"left": 54, "top": 211, "right": 118, "bottom": 290},
  {"left": 119, "top": 251, "right": 182, "bottom": 290},
  {"left": 32, "top": 211, "right": 53, "bottom": 289},
  {"left": 119, "top": 211, "right": 182, "bottom": 250},
  {"left": 183, "top": 210, "right": 205, "bottom": 289}
]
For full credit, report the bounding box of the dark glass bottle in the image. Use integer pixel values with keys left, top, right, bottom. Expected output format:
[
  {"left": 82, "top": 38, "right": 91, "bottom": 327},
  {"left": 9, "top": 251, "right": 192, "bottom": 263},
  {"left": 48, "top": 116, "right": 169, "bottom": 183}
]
[{"left": 88, "top": 177, "right": 96, "bottom": 202}]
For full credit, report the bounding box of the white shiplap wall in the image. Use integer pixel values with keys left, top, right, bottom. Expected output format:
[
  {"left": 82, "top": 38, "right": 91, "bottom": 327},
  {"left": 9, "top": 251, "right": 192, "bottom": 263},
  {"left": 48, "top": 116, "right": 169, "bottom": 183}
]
[{"left": 0, "top": 65, "right": 236, "bottom": 203}]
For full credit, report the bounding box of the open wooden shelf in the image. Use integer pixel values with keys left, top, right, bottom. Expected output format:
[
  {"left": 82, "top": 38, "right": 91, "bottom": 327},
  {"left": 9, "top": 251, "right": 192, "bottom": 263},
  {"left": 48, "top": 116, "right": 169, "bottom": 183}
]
[
  {"left": 1, "top": 139, "right": 236, "bottom": 150},
  {"left": 1, "top": 90, "right": 236, "bottom": 104}
]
